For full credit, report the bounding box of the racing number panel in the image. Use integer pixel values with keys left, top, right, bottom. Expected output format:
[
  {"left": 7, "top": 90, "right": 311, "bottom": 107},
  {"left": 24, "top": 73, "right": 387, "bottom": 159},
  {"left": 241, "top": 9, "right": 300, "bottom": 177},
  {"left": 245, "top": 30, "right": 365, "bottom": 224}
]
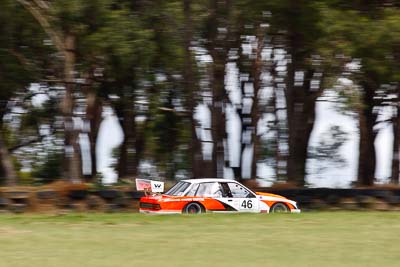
[{"left": 207, "top": 182, "right": 259, "bottom": 212}]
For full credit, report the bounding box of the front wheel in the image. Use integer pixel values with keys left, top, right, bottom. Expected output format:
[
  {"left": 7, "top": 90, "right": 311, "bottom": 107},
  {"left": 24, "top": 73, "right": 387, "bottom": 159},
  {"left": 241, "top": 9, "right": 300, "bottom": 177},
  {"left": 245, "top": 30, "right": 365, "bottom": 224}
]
[
  {"left": 184, "top": 202, "right": 204, "bottom": 214},
  {"left": 270, "top": 202, "right": 289, "bottom": 213}
]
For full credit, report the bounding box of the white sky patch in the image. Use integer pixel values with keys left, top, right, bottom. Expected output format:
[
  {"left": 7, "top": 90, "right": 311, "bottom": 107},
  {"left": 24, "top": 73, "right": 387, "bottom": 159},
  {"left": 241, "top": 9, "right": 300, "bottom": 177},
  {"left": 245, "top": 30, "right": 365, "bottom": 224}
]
[
  {"left": 224, "top": 166, "right": 234, "bottom": 179},
  {"left": 225, "top": 62, "right": 241, "bottom": 105},
  {"left": 96, "top": 107, "right": 123, "bottom": 184},
  {"left": 241, "top": 145, "right": 253, "bottom": 178},
  {"left": 30, "top": 83, "right": 50, "bottom": 107},
  {"left": 197, "top": 54, "right": 213, "bottom": 64},
  {"left": 225, "top": 62, "right": 242, "bottom": 169},
  {"left": 79, "top": 133, "right": 91, "bottom": 175},
  {"left": 257, "top": 163, "right": 274, "bottom": 186},
  {"left": 374, "top": 104, "right": 394, "bottom": 183},
  {"left": 306, "top": 90, "right": 360, "bottom": 188},
  {"left": 226, "top": 104, "right": 241, "bottom": 167},
  {"left": 194, "top": 104, "right": 213, "bottom": 160},
  {"left": 32, "top": 94, "right": 50, "bottom": 107},
  {"left": 375, "top": 125, "right": 392, "bottom": 183},
  {"left": 194, "top": 104, "right": 211, "bottom": 129},
  {"left": 337, "top": 77, "right": 353, "bottom": 86}
]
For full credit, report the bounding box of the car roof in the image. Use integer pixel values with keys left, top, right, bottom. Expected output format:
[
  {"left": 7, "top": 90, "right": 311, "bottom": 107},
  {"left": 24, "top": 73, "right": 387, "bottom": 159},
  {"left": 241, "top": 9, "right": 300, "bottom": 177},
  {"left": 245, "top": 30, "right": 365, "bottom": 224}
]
[{"left": 181, "top": 178, "right": 238, "bottom": 184}]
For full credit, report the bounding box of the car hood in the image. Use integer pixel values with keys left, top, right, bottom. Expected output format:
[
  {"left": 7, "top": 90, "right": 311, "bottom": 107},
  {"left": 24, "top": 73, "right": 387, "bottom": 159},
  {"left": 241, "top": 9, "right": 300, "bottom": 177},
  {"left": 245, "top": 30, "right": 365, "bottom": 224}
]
[
  {"left": 256, "top": 192, "right": 288, "bottom": 199},
  {"left": 256, "top": 192, "right": 297, "bottom": 206}
]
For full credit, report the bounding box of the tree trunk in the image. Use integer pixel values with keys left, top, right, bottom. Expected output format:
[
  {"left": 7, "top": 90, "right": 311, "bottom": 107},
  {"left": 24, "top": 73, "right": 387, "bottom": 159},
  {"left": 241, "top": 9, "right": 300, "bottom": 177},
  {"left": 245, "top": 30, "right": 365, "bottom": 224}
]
[
  {"left": 284, "top": 1, "right": 322, "bottom": 187},
  {"left": 391, "top": 48, "right": 400, "bottom": 184},
  {"left": 207, "top": 0, "right": 231, "bottom": 178},
  {"left": 249, "top": 26, "right": 265, "bottom": 179},
  {"left": 357, "top": 84, "right": 377, "bottom": 186},
  {"left": 0, "top": 123, "right": 17, "bottom": 186},
  {"left": 270, "top": 54, "right": 287, "bottom": 182},
  {"left": 115, "top": 100, "right": 137, "bottom": 180},
  {"left": 235, "top": 35, "right": 263, "bottom": 180},
  {"left": 62, "top": 34, "right": 82, "bottom": 183},
  {"left": 286, "top": 97, "right": 317, "bottom": 186},
  {"left": 211, "top": 58, "right": 227, "bottom": 178},
  {"left": 135, "top": 122, "right": 145, "bottom": 175},
  {"left": 286, "top": 68, "right": 319, "bottom": 187},
  {"left": 234, "top": 80, "right": 245, "bottom": 181},
  {"left": 183, "top": 0, "right": 202, "bottom": 178},
  {"left": 85, "top": 88, "right": 103, "bottom": 182},
  {"left": 272, "top": 84, "right": 285, "bottom": 181},
  {"left": 232, "top": 38, "right": 245, "bottom": 182}
]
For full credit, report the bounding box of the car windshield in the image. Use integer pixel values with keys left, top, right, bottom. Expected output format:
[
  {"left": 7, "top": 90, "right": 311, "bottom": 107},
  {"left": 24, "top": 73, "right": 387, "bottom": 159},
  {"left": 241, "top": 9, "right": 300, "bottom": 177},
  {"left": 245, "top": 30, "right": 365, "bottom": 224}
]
[
  {"left": 164, "top": 181, "right": 191, "bottom": 196},
  {"left": 226, "top": 182, "right": 255, "bottom": 198}
]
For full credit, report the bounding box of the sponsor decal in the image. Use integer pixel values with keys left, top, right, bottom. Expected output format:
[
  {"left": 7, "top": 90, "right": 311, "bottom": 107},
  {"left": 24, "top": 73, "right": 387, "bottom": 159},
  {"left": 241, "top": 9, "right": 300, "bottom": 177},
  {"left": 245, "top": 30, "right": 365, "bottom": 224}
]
[
  {"left": 151, "top": 181, "right": 164, "bottom": 192},
  {"left": 163, "top": 198, "right": 205, "bottom": 202}
]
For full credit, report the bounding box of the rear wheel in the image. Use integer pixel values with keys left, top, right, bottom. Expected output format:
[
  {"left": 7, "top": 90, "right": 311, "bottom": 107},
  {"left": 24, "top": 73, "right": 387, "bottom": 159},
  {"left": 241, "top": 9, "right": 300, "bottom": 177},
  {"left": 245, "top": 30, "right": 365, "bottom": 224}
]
[
  {"left": 184, "top": 202, "right": 204, "bottom": 214},
  {"left": 271, "top": 202, "right": 289, "bottom": 213}
]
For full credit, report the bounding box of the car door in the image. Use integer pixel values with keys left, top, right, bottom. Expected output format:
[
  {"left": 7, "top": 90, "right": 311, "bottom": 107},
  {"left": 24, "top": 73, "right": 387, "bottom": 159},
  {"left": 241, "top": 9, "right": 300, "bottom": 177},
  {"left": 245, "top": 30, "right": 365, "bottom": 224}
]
[{"left": 219, "top": 182, "right": 259, "bottom": 212}]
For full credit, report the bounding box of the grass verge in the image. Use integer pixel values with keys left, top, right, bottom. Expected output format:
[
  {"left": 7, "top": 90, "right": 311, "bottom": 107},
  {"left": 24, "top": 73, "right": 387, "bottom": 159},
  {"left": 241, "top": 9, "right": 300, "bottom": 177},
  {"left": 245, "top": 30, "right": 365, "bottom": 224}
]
[{"left": 0, "top": 212, "right": 399, "bottom": 267}]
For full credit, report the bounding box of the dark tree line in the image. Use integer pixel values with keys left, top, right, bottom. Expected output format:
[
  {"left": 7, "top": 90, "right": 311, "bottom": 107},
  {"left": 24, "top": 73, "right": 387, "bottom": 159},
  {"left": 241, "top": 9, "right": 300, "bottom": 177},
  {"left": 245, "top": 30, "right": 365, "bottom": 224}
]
[{"left": 1, "top": 0, "right": 400, "bottom": 187}]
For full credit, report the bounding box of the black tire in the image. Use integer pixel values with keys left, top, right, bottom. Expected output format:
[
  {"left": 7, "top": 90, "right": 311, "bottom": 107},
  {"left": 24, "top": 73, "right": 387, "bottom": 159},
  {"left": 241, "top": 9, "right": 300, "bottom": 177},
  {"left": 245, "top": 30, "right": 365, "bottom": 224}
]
[
  {"left": 184, "top": 202, "right": 204, "bottom": 214},
  {"left": 270, "top": 202, "right": 290, "bottom": 213}
]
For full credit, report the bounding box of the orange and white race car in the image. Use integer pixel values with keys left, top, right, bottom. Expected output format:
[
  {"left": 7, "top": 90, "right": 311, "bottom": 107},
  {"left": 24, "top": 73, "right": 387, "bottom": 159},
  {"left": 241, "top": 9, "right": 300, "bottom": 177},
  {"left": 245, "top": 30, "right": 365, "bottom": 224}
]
[{"left": 139, "top": 178, "right": 300, "bottom": 214}]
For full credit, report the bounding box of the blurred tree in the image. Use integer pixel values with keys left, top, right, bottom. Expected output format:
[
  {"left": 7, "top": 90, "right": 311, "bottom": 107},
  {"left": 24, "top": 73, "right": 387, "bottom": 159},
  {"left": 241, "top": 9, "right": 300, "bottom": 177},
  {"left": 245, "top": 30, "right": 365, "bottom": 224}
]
[
  {"left": 183, "top": 0, "right": 202, "bottom": 178},
  {"left": 0, "top": 0, "right": 50, "bottom": 185},
  {"left": 278, "top": 1, "right": 325, "bottom": 187},
  {"left": 86, "top": 0, "right": 154, "bottom": 180},
  {"left": 388, "top": 10, "right": 400, "bottom": 184},
  {"left": 392, "top": 83, "right": 400, "bottom": 184},
  {"left": 230, "top": 4, "right": 262, "bottom": 181},
  {"left": 236, "top": 0, "right": 326, "bottom": 186},
  {"left": 143, "top": 0, "right": 187, "bottom": 180},
  {"left": 16, "top": 0, "right": 84, "bottom": 182},
  {"left": 74, "top": 0, "right": 109, "bottom": 181},
  {"left": 308, "top": 125, "right": 349, "bottom": 173},
  {"left": 31, "top": 150, "right": 63, "bottom": 184},
  {"left": 5, "top": 0, "right": 400, "bottom": 187},
  {"left": 318, "top": 1, "right": 400, "bottom": 186},
  {"left": 16, "top": 0, "right": 154, "bottom": 183},
  {"left": 204, "top": 0, "right": 233, "bottom": 178}
]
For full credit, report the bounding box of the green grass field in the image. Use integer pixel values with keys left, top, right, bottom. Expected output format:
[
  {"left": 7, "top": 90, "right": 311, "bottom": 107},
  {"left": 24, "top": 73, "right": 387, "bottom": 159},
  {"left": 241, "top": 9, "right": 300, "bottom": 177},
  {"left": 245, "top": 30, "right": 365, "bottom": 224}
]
[{"left": 0, "top": 212, "right": 400, "bottom": 267}]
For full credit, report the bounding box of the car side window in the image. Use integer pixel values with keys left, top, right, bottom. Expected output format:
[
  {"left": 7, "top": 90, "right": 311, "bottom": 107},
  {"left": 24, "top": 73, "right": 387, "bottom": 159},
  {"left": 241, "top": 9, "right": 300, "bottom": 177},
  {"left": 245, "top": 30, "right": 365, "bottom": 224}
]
[
  {"left": 227, "top": 182, "right": 255, "bottom": 198},
  {"left": 195, "top": 182, "right": 223, "bottom": 197},
  {"left": 185, "top": 183, "right": 200, "bottom": 196},
  {"left": 220, "top": 183, "right": 232, "bottom": 198}
]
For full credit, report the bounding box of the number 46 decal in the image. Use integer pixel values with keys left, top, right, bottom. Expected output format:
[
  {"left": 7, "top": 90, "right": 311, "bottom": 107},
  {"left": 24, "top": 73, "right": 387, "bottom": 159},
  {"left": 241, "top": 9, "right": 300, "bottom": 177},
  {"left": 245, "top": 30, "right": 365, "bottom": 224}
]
[{"left": 241, "top": 200, "right": 253, "bottom": 209}]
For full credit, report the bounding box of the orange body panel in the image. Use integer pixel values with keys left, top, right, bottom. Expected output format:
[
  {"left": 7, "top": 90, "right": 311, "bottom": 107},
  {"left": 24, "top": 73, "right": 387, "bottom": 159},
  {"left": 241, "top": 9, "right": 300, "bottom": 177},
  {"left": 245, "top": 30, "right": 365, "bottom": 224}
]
[
  {"left": 260, "top": 200, "right": 296, "bottom": 210},
  {"left": 140, "top": 195, "right": 227, "bottom": 212},
  {"left": 256, "top": 192, "right": 288, "bottom": 199},
  {"left": 256, "top": 192, "right": 296, "bottom": 210}
]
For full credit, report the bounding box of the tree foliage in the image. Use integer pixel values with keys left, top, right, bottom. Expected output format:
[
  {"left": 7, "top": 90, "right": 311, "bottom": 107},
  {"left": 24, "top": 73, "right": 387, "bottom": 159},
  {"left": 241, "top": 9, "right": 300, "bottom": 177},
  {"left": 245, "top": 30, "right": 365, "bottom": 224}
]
[{"left": 2, "top": 0, "right": 400, "bottom": 186}]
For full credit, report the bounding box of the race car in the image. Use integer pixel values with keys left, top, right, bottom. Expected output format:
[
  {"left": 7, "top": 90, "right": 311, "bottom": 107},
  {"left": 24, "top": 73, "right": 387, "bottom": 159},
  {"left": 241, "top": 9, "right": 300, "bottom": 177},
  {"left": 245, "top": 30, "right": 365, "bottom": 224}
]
[{"left": 139, "top": 178, "right": 300, "bottom": 214}]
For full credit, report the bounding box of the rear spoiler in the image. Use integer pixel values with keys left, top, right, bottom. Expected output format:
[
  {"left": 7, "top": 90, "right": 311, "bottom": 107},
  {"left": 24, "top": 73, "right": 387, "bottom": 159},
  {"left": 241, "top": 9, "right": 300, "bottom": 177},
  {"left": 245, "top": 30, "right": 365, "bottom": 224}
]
[{"left": 135, "top": 179, "right": 164, "bottom": 193}]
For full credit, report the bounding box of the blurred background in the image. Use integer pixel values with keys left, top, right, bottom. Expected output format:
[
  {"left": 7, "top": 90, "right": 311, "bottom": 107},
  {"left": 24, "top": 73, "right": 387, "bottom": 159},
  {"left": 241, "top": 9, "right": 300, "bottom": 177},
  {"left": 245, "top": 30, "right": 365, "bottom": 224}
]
[{"left": 1, "top": 0, "right": 400, "bottom": 188}]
